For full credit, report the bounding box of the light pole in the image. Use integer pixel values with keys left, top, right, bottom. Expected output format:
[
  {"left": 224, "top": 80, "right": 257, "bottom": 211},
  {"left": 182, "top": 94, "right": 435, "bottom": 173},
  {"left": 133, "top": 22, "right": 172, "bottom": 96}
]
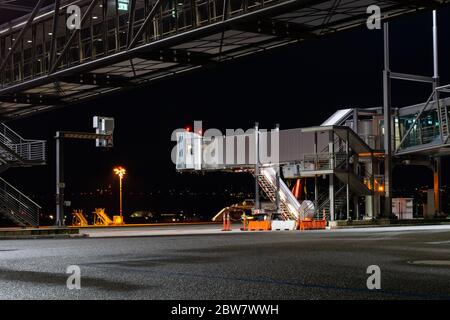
[{"left": 114, "top": 166, "right": 126, "bottom": 223}]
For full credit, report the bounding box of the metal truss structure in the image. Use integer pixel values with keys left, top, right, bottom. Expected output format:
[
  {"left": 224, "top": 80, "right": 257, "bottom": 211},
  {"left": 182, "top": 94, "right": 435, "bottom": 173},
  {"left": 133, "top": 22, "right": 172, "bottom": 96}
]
[{"left": 0, "top": 0, "right": 448, "bottom": 120}]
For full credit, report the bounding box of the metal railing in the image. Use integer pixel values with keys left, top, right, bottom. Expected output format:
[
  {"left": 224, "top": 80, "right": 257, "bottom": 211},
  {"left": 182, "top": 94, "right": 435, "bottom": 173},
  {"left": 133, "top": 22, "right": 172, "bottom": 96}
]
[
  {"left": 0, "top": 176, "right": 40, "bottom": 226},
  {"left": 0, "top": 0, "right": 280, "bottom": 86},
  {"left": 397, "top": 86, "right": 450, "bottom": 151},
  {"left": 300, "top": 152, "right": 348, "bottom": 171},
  {"left": 316, "top": 185, "right": 346, "bottom": 220},
  {"left": 358, "top": 134, "right": 379, "bottom": 150},
  {"left": 400, "top": 124, "right": 440, "bottom": 149},
  {"left": 0, "top": 123, "right": 46, "bottom": 163}
]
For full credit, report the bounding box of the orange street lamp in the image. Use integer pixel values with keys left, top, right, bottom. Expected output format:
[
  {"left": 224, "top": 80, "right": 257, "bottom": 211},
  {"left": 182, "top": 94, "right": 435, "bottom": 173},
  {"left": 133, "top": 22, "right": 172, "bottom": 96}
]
[{"left": 113, "top": 166, "right": 126, "bottom": 223}]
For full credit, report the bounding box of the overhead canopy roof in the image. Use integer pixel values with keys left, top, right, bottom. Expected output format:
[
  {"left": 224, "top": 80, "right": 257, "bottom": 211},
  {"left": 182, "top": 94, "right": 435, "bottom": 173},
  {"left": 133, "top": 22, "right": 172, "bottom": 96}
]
[{"left": 0, "top": 0, "right": 448, "bottom": 120}]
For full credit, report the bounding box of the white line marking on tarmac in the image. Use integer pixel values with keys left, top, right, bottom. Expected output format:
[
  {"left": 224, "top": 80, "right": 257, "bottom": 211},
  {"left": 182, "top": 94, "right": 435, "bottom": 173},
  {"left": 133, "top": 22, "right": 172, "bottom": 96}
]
[
  {"left": 409, "top": 260, "right": 450, "bottom": 266},
  {"left": 426, "top": 240, "right": 450, "bottom": 245}
]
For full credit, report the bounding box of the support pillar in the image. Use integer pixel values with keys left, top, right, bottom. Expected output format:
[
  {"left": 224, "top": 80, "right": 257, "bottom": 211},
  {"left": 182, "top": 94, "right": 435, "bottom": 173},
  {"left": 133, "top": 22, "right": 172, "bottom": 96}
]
[
  {"left": 383, "top": 22, "right": 393, "bottom": 218},
  {"left": 434, "top": 157, "right": 442, "bottom": 215},
  {"left": 329, "top": 130, "right": 335, "bottom": 221},
  {"left": 55, "top": 132, "right": 64, "bottom": 227},
  {"left": 314, "top": 131, "right": 318, "bottom": 210},
  {"left": 346, "top": 130, "right": 350, "bottom": 220},
  {"left": 353, "top": 196, "right": 359, "bottom": 220},
  {"left": 254, "top": 122, "right": 260, "bottom": 211},
  {"left": 275, "top": 124, "right": 281, "bottom": 214}
]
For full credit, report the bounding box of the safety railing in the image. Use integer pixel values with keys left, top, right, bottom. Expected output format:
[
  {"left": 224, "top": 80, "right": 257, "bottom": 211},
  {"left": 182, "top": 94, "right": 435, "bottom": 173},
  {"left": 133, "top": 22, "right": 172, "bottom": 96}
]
[
  {"left": 0, "top": 123, "right": 46, "bottom": 163},
  {"left": 358, "top": 134, "right": 379, "bottom": 150},
  {"left": 0, "top": 0, "right": 281, "bottom": 87},
  {"left": 300, "top": 152, "right": 348, "bottom": 171},
  {"left": 0, "top": 176, "right": 40, "bottom": 226},
  {"left": 400, "top": 124, "right": 440, "bottom": 149},
  {"left": 316, "top": 184, "right": 346, "bottom": 220}
]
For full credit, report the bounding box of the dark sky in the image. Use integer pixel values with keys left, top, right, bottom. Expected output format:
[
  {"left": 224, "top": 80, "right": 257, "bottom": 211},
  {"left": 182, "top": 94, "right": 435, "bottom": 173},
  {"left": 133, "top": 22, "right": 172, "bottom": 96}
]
[{"left": 3, "top": 7, "right": 450, "bottom": 216}]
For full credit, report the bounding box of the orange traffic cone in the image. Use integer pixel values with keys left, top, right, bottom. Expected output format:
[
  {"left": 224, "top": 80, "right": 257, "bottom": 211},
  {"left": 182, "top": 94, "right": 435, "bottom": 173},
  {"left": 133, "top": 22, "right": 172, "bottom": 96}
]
[
  {"left": 222, "top": 212, "right": 231, "bottom": 231},
  {"left": 241, "top": 214, "right": 247, "bottom": 231}
]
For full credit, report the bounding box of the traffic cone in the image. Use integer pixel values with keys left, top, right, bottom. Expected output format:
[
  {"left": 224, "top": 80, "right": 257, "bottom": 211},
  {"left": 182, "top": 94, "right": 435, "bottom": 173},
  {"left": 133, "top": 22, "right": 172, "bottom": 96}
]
[
  {"left": 241, "top": 214, "right": 247, "bottom": 231},
  {"left": 222, "top": 212, "right": 231, "bottom": 231}
]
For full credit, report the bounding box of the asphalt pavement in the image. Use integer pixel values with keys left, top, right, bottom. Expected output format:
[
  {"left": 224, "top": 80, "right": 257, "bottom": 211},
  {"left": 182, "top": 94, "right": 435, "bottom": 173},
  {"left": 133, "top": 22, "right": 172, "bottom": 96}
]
[{"left": 0, "top": 225, "right": 450, "bottom": 300}]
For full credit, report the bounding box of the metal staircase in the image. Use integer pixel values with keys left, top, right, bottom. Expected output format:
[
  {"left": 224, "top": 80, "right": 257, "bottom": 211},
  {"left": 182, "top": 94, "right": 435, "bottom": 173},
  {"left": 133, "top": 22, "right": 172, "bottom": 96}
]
[
  {"left": 0, "top": 123, "right": 46, "bottom": 227},
  {"left": 256, "top": 167, "right": 301, "bottom": 221},
  {"left": 0, "top": 176, "right": 40, "bottom": 227},
  {"left": 0, "top": 124, "right": 46, "bottom": 166},
  {"left": 316, "top": 184, "right": 347, "bottom": 221},
  {"left": 334, "top": 171, "right": 372, "bottom": 196}
]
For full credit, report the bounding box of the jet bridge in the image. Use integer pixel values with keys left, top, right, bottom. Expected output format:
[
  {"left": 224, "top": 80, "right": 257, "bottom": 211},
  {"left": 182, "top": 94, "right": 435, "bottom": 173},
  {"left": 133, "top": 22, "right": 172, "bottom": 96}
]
[
  {"left": 175, "top": 117, "right": 379, "bottom": 221},
  {"left": 175, "top": 98, "right": 450, "bottom": 221}
]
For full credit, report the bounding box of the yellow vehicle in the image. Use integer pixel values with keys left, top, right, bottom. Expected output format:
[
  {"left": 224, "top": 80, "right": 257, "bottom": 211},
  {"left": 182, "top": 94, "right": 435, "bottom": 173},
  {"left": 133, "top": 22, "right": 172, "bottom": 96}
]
[
  {"left": 72, "top": 209, "right": 89, "bottom": 227},
  {"left": 93, "top": 208, "right": 114, "bottom": 226}
]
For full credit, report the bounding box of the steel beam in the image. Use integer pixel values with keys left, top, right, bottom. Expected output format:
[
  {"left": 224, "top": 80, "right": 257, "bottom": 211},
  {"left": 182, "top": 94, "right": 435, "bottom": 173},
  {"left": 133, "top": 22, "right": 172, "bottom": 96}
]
[
  {"left": 61, "top": 73, "right": 131, "bottom": 87},
  {"left": 0, "top": 94, "right": 62, "bottom": 105},
  {"left": 0, "top": 0, "right": 45, "bottom": 75},
  {"left": 234, "top": 19, "right": 316, "bottom": 40},
  {"left": 136, "top": 49, "right": 214, "bottom": 65},
  {"left": 55, "top": 132, "right": 64, "bottom": 227},
  {"left": 127, "top": 0, "right": 163, "bottom": 50},
  {"left": 383, "top": 22, "right": 393, "bottom": 217},
  {"left": 390, "top": 72, "right": 434, "bottom": 83},
  {"left": 49, "top": 0, "right": 101, "bottom": 74},
  {"left": 126, "top": 0, "right": 137, "bottom": 48},
  {"left": 0, "top": 4, "right": 33, "bottom": 12},
  {"left": 254, "top": 122, "right": 260, "bottom": 211},
  {"left": 49, "top": 0, "right": 61, "bottom": 72}
]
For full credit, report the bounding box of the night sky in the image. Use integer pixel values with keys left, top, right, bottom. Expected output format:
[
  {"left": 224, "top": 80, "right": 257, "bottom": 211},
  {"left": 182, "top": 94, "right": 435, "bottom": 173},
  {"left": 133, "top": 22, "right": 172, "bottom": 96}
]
[{"left": 3, "top": 7, "right": 450, "bottom": 219}]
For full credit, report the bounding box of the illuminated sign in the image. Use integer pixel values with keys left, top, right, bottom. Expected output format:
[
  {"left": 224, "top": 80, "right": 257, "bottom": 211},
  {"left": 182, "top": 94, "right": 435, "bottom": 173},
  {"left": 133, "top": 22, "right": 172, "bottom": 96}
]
[{"left": 118, "top": 0, "right": 129, "bottom": 11}]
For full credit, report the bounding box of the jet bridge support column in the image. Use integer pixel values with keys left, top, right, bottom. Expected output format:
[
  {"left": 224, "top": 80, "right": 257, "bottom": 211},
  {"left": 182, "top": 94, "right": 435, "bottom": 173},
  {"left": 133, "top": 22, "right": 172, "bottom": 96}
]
[
  {"left": 275, "top": 124, "right": 281, "bottom": 214},
  {"left": 329, "top": 130, "right": 335, "bottom": 221},
  {"left": 433, "top": 157, "right": 442, "bottom": 215},
  {"left": 55, "top": 133, "right": 64, "bottom": 227},
  {"left": 345, "top": 130, "right": 350, "bottom": 220},
  {"left": 314, "top": 131, "right": 318, "bottom": 212},
  {"left": 254, "top": 122, "right": 260, "bottom": 211},
  {"left": 353, "top": 152, "right": 360, "bottom": 220},
  {"left": 383, "top": 22, "right": 393, "bottom": 218},
  {"left": 432, "top": 11, "right": 442, "bottom": 216}
]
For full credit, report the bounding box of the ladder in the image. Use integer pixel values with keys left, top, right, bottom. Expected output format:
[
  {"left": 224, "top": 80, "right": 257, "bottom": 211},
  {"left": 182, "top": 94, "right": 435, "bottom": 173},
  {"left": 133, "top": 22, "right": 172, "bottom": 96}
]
[{"left": 438, "top": 101, "right": 449, "bottom": 143}]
